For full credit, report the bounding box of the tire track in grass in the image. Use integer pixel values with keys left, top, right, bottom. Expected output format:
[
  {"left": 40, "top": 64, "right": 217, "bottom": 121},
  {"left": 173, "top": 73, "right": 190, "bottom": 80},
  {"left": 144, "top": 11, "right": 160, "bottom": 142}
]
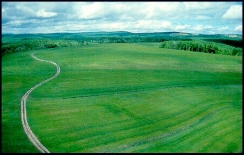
[
  {"left": 106, "top": 105, "right": 234, "bottom": 153},
  {"left": 21, "top": 52, "right": 60, "bottom": 153}
]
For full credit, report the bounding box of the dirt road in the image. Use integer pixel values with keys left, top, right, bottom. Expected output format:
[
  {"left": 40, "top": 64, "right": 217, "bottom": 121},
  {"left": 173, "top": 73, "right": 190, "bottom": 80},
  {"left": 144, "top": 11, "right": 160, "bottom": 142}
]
[{"left": 21, "top": 52, "right": 60, "bottom": 153}]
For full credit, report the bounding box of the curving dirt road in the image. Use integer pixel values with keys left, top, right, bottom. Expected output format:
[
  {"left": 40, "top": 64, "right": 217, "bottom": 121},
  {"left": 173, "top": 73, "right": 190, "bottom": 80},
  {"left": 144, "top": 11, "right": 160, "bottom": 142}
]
[{"left": 21, "top": 52, "right": 60, "bottom": 153}]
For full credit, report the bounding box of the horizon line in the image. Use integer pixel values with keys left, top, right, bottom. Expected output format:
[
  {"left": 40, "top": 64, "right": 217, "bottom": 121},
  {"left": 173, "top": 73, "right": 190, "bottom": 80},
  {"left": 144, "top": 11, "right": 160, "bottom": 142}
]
[{"left": 2, "top": 31, "right": 243, "bottom": 36}]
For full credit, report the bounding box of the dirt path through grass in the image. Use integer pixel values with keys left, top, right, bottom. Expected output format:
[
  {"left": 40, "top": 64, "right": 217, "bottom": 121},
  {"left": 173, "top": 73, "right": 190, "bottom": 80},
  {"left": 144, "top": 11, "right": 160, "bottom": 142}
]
[{"left": 21, "top": 52, "right": 60, "bottom": 153}]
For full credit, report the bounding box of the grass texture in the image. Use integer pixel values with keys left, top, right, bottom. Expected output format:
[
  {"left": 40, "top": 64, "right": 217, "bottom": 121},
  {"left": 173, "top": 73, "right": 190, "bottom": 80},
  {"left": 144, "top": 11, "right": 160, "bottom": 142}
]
[{"left": 2, "top": 43, "right": 242, "bottom": 152}]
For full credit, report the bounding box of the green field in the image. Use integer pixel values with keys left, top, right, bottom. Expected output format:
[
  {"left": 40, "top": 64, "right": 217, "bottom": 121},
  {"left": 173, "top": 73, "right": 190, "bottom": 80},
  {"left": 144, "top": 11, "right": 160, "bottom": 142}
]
[{"left": 2, "top": 43, "right": 242, "bottom": 153}]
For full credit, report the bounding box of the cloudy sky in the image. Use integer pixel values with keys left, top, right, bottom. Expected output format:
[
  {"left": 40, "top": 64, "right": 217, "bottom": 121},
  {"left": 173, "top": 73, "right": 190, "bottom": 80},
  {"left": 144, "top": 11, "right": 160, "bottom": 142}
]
[{"left": 1, "top": 1, "right": 242, "bottom": 34}]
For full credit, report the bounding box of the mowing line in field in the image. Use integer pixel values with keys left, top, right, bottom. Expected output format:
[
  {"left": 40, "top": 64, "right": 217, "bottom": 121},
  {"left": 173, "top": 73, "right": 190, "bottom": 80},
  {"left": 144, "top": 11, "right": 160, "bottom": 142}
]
[
  {"left": 106, "top": 105, "right": 234, "bottom": 153},
  {"left": 59, "top": 83, "right": 240, "bottom": 99},
  {"left": 21, "top": 52, "right": 60, "bottom": 153}
]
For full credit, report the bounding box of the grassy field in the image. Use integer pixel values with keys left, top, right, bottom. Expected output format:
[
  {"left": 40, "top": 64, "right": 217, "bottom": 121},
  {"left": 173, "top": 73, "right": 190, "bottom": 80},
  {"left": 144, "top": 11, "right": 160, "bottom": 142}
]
[{"left": 2, "top": 43, "right": 242, "bottom": 153}]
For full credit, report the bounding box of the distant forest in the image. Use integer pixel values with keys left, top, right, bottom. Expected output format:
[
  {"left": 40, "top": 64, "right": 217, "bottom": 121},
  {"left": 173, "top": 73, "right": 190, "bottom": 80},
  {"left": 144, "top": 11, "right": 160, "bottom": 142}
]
[
  {"left": 159, "top": 39, "right": 242, "bottom": 56},
  {"left": 2, "top": 32, "right": 242, "bottom": 57}
]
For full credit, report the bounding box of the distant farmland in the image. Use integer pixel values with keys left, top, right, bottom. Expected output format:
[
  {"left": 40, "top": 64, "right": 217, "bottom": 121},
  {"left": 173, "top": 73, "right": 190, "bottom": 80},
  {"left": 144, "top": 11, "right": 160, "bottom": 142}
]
[{"left": 2, "top": 41, "right": 242, "bottom": 153}]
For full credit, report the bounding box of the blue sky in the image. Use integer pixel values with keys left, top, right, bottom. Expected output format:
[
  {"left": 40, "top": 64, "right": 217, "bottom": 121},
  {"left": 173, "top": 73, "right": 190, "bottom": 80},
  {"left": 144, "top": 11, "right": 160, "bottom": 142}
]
[{"left": 1, "top": 1, "right": 242, "bottom": 34}]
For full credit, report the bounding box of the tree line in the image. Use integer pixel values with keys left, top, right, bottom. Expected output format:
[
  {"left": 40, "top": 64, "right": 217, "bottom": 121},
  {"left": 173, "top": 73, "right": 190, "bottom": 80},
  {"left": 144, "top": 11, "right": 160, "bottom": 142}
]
[
  {"left": 159, "top": 40, "right": 242, "bottom": 56},
  {"left": 2, "top": 35, "right": 242, "bottom": 57},
  {"left": 1, "top": 39, "right": 83, "bottom": 57}
]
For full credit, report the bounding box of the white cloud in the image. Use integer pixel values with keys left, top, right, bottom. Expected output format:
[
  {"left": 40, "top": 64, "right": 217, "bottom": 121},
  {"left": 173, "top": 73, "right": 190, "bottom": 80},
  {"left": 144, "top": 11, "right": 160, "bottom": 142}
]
[
  {"left": 194, "top": 25, "right": 213, "bottom": 31},
  {"left": 218, "top": 26, "right": 229, "bottom": 31},
  {"left": 160, "top": 21, "right": 172, "bottom": 29},
  {"left": 195, "top": 15, "right": 211, "bottom": 20},
  {"left": 194, "top": 25, "right": 203, "bottom": 31},
  {"left": 222, "top": 5, "right": 242, "bottom": 19},
  {"left": 174, "top": 24, "right": 190, "bottom": 31},
  {"left": 36, "top": 9, "right": 57, "bottom": 18},
  {"left": 99, "top": 22, "right": 130, "bottom": 31},
  {"left": 135, "top": 20, "right": 172, "bottom": 31},
  {"left": 7, "top": 20, "right": 28, "bottom": 26},
  {"left": 1, "top": 2, "right": 243, "bottom": 34},
  {"left": 205, "top": 26, "right": 213, "bottom": 29},
  {"left": 144, "top": 2, "right": 184, "bottom": 20},
  {"left": 81, "top": 3, "right": 103, "bottom": 19},
  {"left": 16, "top": 5, "right": 34, "bottom": 14},
  {"left": 73, "top": 2, "right": 130, "bottom": 20},
  {"left": 183, "top": 2, "right": 214, "bottom": 10},
  {"left": 157, "top": 2, "right": 180, "bottom": 11},
  {"left": 234, "top": 25, "right": 242, "bottom": 31}
]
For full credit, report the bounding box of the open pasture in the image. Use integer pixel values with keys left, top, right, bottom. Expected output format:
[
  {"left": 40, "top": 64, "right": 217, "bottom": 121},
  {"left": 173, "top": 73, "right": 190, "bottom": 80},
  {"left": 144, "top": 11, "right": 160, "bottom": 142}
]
[{"left": 2, "top": 43, "right": 242, "bottom": 152}]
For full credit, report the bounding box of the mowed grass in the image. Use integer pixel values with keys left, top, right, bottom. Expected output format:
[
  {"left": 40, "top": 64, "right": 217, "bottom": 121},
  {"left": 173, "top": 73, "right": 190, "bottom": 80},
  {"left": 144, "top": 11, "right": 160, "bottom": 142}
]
[{"left": 2, "top": 43, "right": 242, "bottom": 153}]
